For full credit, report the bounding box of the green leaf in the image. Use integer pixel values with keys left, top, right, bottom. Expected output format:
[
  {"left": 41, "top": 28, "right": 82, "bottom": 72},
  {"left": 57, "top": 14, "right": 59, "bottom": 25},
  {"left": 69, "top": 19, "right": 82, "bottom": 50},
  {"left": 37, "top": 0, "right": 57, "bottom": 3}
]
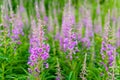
[
  {"left": 68, "top": 71, "right": 73, "bottom": 80},
  {"left": 46, "top": 75, "right": 56, "bottom": 79}
]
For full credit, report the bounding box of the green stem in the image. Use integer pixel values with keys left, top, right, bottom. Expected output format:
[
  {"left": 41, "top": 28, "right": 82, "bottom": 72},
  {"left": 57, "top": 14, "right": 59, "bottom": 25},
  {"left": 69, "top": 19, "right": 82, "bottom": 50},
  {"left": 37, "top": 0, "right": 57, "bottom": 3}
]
[{"left": 2, "top": 63, "right": 5, "bottom": 80}]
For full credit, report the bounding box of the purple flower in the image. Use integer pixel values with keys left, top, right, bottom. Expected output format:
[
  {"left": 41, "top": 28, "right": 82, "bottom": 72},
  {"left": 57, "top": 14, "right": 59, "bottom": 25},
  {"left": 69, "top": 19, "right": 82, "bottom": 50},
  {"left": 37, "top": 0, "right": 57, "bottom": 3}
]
[
  {"left": 44, "top": 16, "right": 48, "bottom": 23},
  {"left": 28, "top": 68, "right": 32, "bottom": 73},
  {"left": 17, "top": 41, "right": 22, "bottom": 45},
  {"left": 109, "top": 56, "right": 114, "bottom": 62},
  {"left": 56, "top": 77, "right": 60, "bottom": 80},
  {"left": 41, "top": 52, "right": 49, "bottom": 60},
  {"left": 105, "top": 66, "right": 108, "bottom": 71},
  {"left": 107, "top": 51, "right": 112, "bottom": 56},
  {"left": 81, "top": 37, "right": 91, "bottom": 48},
  {"left": 28, "top": 18, "right": 50, "bottom": 76},
  {"left": 45, "top": 44, "right": 50, "bottom": 52},
  {"left": 64, "top": 38, "right": 69, "bottom": 44},
  {"left": 60, "top": 3, "right": 78, "bottom": 59},
  {"left": 100, "top": 12, "right": 116, "bottom": 71},
  {"left": 10, "top": 11, "right": 24, "bottom": 44},
  {"left": 38, "top": 48, "right": 43, "bottom": 53},
  {"left": 68, "top": 41, "right": 77, "bottom": 50},
  {"left": 35, "top": 67, "right": 40, "bottom": 73},
  {"left": 101, "top": 41, "right": 115, "bottom": 68},
  {"left": 45, "top": 63, "right": 49, "bottom": 68}
]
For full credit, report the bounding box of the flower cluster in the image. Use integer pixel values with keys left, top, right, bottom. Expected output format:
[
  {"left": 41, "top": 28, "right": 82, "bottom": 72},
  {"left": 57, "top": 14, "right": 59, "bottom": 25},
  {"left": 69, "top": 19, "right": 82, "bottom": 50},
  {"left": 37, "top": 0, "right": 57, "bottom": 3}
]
[
  {"left": 1, "top": 0, "right": 10, "bottom": 37},
  {"left": 1, "top": 0, "right": 24, "bottom": 45},
  {"left": 28, "top": 18, "right": 50, "bottom": 76},
  {"left": 94, "top": 2, "right": 102, "bottom": 36},
  {"left": 101, "top": 41, "right": 115, "bottom": 69},
  {"left": 11, "top": 11, "right": 24, "bottom": 44},
  {"left": 100, "top": 11, "right": 115, "bottom": 71},
  {"left": 77, "top": 5, "right": 93, "bottom": 48},
  {"left": 60, "top": 2, "right": 77, "bottom": 59},
  {"left": 29, "top": 44, "right": 50, "bottom": 66}
]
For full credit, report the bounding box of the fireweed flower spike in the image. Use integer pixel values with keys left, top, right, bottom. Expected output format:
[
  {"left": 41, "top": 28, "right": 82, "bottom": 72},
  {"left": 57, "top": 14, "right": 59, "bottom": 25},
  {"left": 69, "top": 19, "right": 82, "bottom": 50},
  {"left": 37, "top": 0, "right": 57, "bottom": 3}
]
[
  {"left": 47, "top": 8, "right": 54, "bottom": 33},
  {"left": 77, "top": 7, "right": 84, "bottom": 41},
  {"left": 56, "top": 58, "right": 63, "bottom": 80},
  {"left": 80, "top": 53, "right": 87, "bottom": 80},
  {"left": 28, "top": 18, "right": 50, "bottom": 79},
  {"left": 60, "top": 0, "right": 77, "bottom": 60},
  {"left": 94, "top": 2, "right": 102, "bottom": 36},
  {"left": 7, "top": 0, "right": 24, "bottom": 45},
  {"left": 11, "top": 6, "right": 24, "bottom": 44},
  {"left": 35, "top": 1, "right": 40, "bottom": 19},
  {"left": 39, "top": 0, "right": 46, "bottom": 16},
  {"left": 100, "top": 11, "right": 110, "bottom": 71},
  {"left": 81, "top": 1, "right": 93, "bottom": 38},
  {"left": 19, "top": 0, "right": 28, "bottom": 25},
  {"left": 100, "top": 11, "right": 116, "bottom": 79},
  {"left": 53, "top": 8, "right": 60, "bottom": 40},
  {"left": 1, "top": 0, "right": 10, "bottom": 37},
  {"left": 79, "top": 4, "right": 93, "bottom": 48},
  {"left": 39, "top": 0, "right": 48, "bottom": 24},
  {"left": 111, "top": 8, "right": 117, "bottom": 80}
]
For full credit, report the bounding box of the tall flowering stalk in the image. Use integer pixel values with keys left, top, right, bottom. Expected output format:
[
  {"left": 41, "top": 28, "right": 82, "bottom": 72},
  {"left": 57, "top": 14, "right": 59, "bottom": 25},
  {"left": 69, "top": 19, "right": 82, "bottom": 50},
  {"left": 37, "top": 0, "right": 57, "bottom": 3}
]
[
  {"left": 100, "top": 11, "right": 116, "bottom": 79},
  {"left": 56, "top": 58, "right": 63, "bottom": 80},
  {"left": 81, "top": 1, "right": 93, "bottom": 38},
  {"left": 39, "top": 0, "right": 48, "bottom": 24},
  {"left": 79, "top": 2, "right": 93, "bottom": 48},
  {"left": 80, "top": 53, "right": 87, "bottom": 80},
  {"left": 6, "top": 0, "right": 24, "bottom": 45},
  {"left": 19, "top": 0, "right": 28, "bottom": 25},
  {"left": 28, "top": 18, "right": 50, "bottom": 79},
  {"left": 47, "top": 3, "right": 59, "bottom": 38},
  {"left": 39, "top": 0, "right": 46, "bottom": 17},
  {"left": 83, "top": 9, "right": 93, "bottom": 38},
  {"left": 1, "top": 0, "right": 10, "bottom": 37},
  {"left": 11, "top": 6, "right": 24, "bottom": 44},
  {"left": 77, "top": 7, "right": 84, "bottom": 41},
  {"left": 111, "top": 8, "right": 117, "bottom": 80},
  {"left": 47, "top": 7, "right": 54, "bottom": 33},
  {"left": 60, "top": 0, "right": 77, "bottom": 60},
  {"left": 94, "top": 1, "right": 102, "bottom": 36},
  {"left": 35, "top": 1, "right": 40, "bottom": 19},
  {"left": 53, "top": 7, "right": 60, "bottom": 40}
]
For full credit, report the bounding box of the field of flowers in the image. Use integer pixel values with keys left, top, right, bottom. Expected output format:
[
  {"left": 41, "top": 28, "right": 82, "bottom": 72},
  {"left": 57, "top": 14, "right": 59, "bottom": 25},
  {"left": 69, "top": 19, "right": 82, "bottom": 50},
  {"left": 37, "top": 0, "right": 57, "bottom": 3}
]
[{"left": 0, "top": 0, "right": 120, "bottom": 80}]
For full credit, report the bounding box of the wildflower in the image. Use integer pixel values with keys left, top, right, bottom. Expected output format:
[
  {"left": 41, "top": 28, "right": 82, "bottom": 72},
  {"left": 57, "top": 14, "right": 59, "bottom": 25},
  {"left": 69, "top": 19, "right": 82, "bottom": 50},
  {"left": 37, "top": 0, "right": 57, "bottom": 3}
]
[
  {"left": 60, "top": 1, "right": 77, "bottom": 59},
  {"left": 28, "top": 18, "right": 50, "bottom": 78}
]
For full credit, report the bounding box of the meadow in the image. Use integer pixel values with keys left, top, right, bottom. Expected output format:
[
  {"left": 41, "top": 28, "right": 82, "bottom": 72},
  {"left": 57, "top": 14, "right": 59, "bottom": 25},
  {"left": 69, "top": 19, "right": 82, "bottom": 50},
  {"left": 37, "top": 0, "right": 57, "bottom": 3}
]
[{"left": 0, "top": 0, "right": 120, "bottom": 80}]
